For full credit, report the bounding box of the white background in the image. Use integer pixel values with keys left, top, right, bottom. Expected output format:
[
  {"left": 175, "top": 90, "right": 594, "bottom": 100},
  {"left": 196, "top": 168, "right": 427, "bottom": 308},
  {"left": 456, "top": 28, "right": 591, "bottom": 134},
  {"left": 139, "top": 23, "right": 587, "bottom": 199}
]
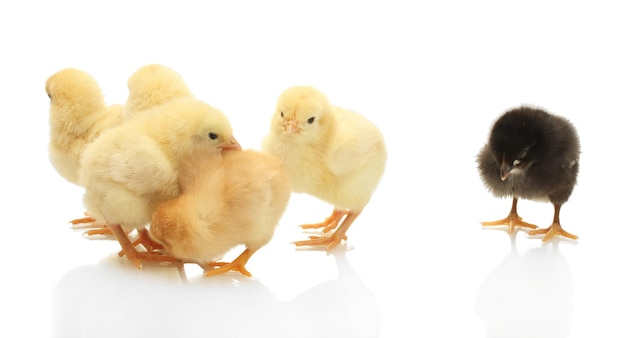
[{"left": 1, "top": 1, "right": 625, "bottom": 337}]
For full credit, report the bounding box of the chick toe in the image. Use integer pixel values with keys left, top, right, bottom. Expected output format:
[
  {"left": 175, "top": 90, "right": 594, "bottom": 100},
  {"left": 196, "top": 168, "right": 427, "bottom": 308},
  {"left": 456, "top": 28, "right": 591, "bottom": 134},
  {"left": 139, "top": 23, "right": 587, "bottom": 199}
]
[
  {"left": 528, "top": 223, "right": 578, "bottom": 242},
  {"left": 481, "top": 215, "right": 538, "bottom": 233},
  {"left": 204, "top": 249, "right": 255, "bottom": 278},
  {"left": 300, "top": 209, "right": 348, "bottom": 233}
]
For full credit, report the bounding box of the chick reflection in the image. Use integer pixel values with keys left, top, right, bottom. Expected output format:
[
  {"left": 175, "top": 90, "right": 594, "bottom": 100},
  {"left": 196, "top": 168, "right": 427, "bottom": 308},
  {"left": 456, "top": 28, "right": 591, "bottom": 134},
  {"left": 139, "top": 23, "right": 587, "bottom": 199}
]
[
  {"left": 51, "top": 254, "right": 282, "bottom": 338},
  {"left": 475, "top": 234, "right": 573, "bottom": 338},
  {"left": 286, "top": 248, "right": 381, "bottom": 338},
  {"left": 52, "top": 248, "right": 380, "bottom": 338}
]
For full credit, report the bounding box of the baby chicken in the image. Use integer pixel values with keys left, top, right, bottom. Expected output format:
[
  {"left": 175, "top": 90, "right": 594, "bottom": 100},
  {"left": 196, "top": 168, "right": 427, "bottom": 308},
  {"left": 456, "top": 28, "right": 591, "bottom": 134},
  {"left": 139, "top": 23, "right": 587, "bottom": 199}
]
[
  {"left": 261, "top": 86, "right": 387, "bottom": 251},
  {"left": 150, "top": 147, "right": 291, "bottom": 277},
  {"left": 477, "top": 106, "right": 580, "bottom": 242},
  {"left": 79, "top": 98, "right": 240, "bottom": 268},
  {"left": 46, "top": 68, "right": 124, "bottom": 186},
  {"left": 71, "top": 64, "right": 194, "bottom": 236},
  {"left": 124, "top": 64, "right": 194, "bottom": 119}
]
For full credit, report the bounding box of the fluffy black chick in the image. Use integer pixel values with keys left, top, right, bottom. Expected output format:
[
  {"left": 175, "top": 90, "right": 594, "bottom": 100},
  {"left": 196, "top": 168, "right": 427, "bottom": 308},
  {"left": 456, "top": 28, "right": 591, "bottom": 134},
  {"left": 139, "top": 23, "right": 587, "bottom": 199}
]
[{"left": 477, "top": 106, "right": 580, "bottom": 241}]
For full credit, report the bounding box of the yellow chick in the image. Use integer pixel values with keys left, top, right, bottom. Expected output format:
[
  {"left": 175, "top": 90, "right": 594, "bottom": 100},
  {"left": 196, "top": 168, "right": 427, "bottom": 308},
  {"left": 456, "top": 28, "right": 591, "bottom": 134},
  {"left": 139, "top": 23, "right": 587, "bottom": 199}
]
[
  {"left": 46, "top": 68, "right": 124, "bottom": 186},
  {"left": 71, "top": 64, "right": 194, "bottom": 236},
  {"left": 261, "top": 86, "right": 387, "bottom": 251},
  {"left": 124, "top": 64, "right": 194, "bottom": 119},
  {"left": 79, "top": 98, "right": 240, "bottom": 269},
  {"left": 150, "top": 148, "right": 291, "bottom": 277}
]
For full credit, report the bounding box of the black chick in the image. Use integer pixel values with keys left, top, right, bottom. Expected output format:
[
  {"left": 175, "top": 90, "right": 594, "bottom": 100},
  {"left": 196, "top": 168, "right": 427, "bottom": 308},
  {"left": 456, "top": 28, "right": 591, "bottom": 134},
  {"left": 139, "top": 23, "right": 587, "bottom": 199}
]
[{"left": 477, "top": 106, "right": 580, "bottom": 242}]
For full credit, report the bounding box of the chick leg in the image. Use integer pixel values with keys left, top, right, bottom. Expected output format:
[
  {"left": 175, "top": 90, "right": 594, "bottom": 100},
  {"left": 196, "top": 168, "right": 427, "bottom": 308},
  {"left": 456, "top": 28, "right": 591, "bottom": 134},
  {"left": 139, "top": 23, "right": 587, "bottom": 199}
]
[
  {"left": 528, "top": 204, "right": 578, "bottom": 242},
  {"left": 108, "top": 224, "right": 178, "bottom": 269},
  {"left": 481, "top": 197, "right": 538, "bottom": 233},
  {"left": 117, "top": 228, "right": 164, "bottom": 257},
  {"left": 204, "top": 248, "right": 256, "bottom": 278},
  {"left": 300, "top": 209, "right": 348, "bottom": 233},
  {"left": 294, "top": 210, "right": 360, "bottom": 251}
]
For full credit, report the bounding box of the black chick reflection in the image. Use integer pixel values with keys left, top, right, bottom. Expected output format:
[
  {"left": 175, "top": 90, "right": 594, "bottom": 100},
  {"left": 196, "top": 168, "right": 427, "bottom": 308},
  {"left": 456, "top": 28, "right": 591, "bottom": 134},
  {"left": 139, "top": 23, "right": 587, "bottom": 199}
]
[
  {"left": 52, "top": 248, "right": 380, "bottom": 338},
  {"left": 475, "top": 234, "right": 574, "bottom": 338}
]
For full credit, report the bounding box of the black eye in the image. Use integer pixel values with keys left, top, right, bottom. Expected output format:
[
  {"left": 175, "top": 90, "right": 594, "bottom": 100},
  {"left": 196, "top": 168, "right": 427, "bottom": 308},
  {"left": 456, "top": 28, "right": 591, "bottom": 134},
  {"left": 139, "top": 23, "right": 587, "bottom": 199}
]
[
  {"left": 307, "top": 117, "right": 315, "bottom": 124},
  {"left": 280, "top": 111, "right": 284, "bottom": 118},
  {"left": 208, "top": 132, "right": 218, "bottom": 140}
]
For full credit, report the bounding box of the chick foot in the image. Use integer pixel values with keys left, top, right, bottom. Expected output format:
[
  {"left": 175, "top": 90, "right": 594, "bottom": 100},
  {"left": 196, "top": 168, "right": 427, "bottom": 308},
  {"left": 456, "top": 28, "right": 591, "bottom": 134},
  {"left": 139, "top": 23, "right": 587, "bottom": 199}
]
[
  {"left": 294, "top": 210, "right": 360, "bottom": 251},
  {"left": 204, "top": 249, "right": 255, "bottom": 278},
  {"left": 109, "top": 224, "right": 178, "bottom": 269},
  {"left": 300, "top": 209, "right": 348, "bottom": 234},
  {"left": 481, "top": 215, "right": 538, "bottom": 233},
  {"left": 481, "top": 197, "right": 538, "bottom": 233},
  {"left": 528, "top": 223, "right": 578, "bottom": 242},
  {"left": 118, "top": 228, "right": 164, "bottom": 256},
  {"left": 70, "top": 213, "right": 113, "bottom": 236}
]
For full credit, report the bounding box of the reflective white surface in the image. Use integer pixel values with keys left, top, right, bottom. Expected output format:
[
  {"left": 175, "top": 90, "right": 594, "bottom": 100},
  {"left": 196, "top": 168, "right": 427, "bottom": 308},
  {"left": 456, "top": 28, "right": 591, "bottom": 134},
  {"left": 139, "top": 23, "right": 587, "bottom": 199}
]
[{"left": 1, "top": 1, "right": 625, "bottom": 337}]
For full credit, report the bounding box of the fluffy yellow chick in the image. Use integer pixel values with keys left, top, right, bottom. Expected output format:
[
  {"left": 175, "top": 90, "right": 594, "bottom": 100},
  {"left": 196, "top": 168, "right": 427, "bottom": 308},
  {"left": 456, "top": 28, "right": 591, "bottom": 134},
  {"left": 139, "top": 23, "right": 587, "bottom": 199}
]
[
  {"left": 46, "top": 68, "right": 124, "bottom": 186},
  {"left": 79, "top": 98, "right": 240, "bottom": 269},
  {"left": 124, "top": 64, "right": 194, "bottom": 119},
  {"left": 72, "top": 64, "right": 194, "bottom": 236},
  {"left": 261, "top": 86, "right": 387, "bottom": 251},
  {"left": 150, "top": 148, "right": 291, "bottom": 277}
]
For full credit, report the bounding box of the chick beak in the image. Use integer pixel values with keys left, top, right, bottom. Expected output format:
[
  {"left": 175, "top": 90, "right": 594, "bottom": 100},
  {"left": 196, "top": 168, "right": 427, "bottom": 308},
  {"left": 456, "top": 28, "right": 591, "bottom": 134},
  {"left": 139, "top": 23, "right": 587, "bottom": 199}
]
[
  {"left": 500, "top": 160, "right": 512, "bottom": 181},
  {"left": 285, "top": 120, "right": 301, "bottom": 134},
  {"left": 220, "top": 137, "right": 242, "bottom": 151}
]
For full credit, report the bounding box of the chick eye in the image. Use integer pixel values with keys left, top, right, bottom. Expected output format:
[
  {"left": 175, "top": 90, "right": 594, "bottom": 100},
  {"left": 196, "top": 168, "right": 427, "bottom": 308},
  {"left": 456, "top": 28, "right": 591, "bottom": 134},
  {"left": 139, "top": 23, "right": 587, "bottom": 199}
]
[
  {"left": 513, "top": 160, "right": 521, "bottom": 166},
  {"left": 307, "top": 117, "right": 315, "bottom": 124},
  {"left": 280, "top": 111, "right": 284, "bottom": 118},
  {"left": 208, "top": 132, "right": 218, "bottom": 140}
]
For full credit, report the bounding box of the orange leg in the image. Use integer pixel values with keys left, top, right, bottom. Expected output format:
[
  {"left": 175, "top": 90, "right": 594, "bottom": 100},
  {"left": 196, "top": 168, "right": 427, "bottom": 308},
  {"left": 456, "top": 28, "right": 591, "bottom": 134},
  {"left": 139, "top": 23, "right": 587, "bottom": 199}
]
[
  {"left": 108, "top": 224, "right": 179, "bottom": 269},
  {"left": 294, "top": 209, "right": 360, "bottom": 251},
  {"left": 300, "top": 209, "right": 348, "bottom": 233},
  {"left": 118, "top": 228, "right": 165, "bottom": 257},
  {"left": 528, "top": 204, "right": 578, "bottom": 242},
  {"left": 481, "top": 197, "right": 538, "bottom": 233},
  {"left": 204, "top": 248, "right": 256, "bottom": 278}
]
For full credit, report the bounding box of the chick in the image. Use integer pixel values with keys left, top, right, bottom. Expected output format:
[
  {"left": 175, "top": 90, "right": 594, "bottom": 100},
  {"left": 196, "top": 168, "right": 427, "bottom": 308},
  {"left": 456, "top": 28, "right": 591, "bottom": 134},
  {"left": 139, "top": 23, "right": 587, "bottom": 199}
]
[
  {"left": 79, "top": 98, "right": 240, "bottom": 268},
  {"left": 71, "top": 64, "right": 194, "bottom": 236},
  {"left": 477, "top": 106, "right": 580, "bottom": 242},
  {"left": 46, "top": 68, "right": 124, "bottom": 186},
  {"left": 261, "top": 86, "right": 387, "bottom": 251},
  {"left": 150, "top": 147, "right": 291, "bottom": 277},
  {"left": 124, "top": 64, "right": 194, "bottom": 119}
]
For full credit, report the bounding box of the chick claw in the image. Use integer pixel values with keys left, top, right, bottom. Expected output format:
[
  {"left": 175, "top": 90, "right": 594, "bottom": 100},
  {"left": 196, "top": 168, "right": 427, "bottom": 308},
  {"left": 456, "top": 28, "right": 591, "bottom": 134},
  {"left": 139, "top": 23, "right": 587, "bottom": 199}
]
[
  {"left": 481, "top": 215, "right": 538, "bottom": 233},
  {"left": 69, "top": 213, "right": 113, "bottom": 236},
  {"left": 528, "top": 223, "right": 578, "bottom": 242},
  {"left": 293, "top": 233, "right": 348, "bottom": 251},
  {"left": 300, "top": 209, "right": 348, "bottom": 234},
  {"left": 204, "top": 249, "right": 255, "bottom": 278}
]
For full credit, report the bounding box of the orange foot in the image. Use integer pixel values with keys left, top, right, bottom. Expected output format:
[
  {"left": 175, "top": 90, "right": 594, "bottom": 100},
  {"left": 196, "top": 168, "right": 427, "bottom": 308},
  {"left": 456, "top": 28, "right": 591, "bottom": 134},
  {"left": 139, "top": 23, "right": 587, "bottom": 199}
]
[
  {"left": 293, "top": 232, "right": 348, "bottom": 251},
  {"left": 528, "top": 223, "right": 578, "bottom": 242},
  {"left": 69, "top": 213, "right": 113, "bottom": 236},
  {"left": 204, "top": 249, "right": 255, "bottom": 278},
  {"left": 481, "top": 214, "right": 538, "bottom": 233},
  {"left": 300, "top": 209, "right": 348, "bottom": 234}
]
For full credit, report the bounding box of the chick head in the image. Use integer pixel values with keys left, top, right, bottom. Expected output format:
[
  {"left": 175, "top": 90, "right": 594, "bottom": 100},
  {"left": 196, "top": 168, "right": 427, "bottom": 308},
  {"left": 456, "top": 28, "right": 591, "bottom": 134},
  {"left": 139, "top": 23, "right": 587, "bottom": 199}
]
[
  {"left": 125, "top": 64, "right": 193, "bottom": 114},
  {"left": 489, "top": 107, "right": 548, "bottom": 181},
  {"left": 45, "top": 68, "right": 105, "bottom": 114},
  {"left": 271, "top": 85, "right": 333, "bottom": 143},
  {"left": 147, "top": 98, "right": 240, "bottom": 162}
]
